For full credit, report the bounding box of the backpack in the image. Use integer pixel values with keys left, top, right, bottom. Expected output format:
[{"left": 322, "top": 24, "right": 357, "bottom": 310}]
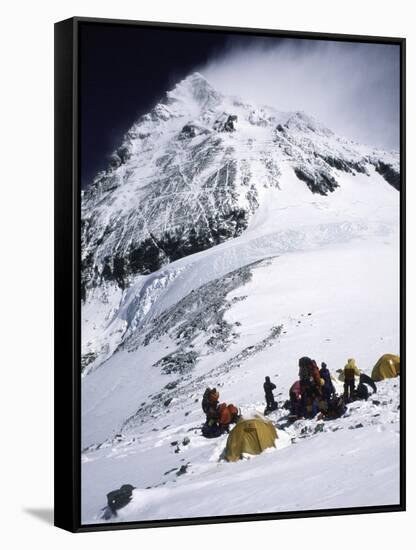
[
  {"left": 201, "top": 422, "right": 224, "bottom": 439},
  {"left": 310, "top": 362, "right": 321, "bottom": 386},
  {"left": 330, "top": 396, "right": 346, "bottom": 418},
  {"left": 227, "top": 404, "right": 239, "bottom": 420},
  {"left": 209, "top": 389, "right": 220, "bottom": 403},
  {"left": 218, "top": 403, "right": 232, "bottom": 427},
  {"left": 202, "top": 388, "right": 212, "bottom": 413},
  {"left": 106, "top": 484, "right": 135, "bottom": 513},
  {"left": 299, "top": 364, "right": 309, "bottom": 381},
  {"left": 356, "top": 383, "right": 369, "bottom": 401},
  {"left": 344, "top": 367, "right": 356, "bottom": 382},
  {"left": 320, "top": 367, "right": 331, "bottom": 385},
  {"left": 202, "top": 388, "right": 219, "bottom": 413}
]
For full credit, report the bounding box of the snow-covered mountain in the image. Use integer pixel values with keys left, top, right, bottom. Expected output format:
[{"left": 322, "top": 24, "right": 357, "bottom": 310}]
[
  {"left": 81, "top": 72, "right": 398, "bottom": 301},
  {"left": 81, "top": 72, "right": 400, "bottom": 524}
]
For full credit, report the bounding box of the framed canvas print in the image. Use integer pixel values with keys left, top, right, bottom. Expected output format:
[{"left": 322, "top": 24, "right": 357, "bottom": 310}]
[{"left": 54, "top": 16, "right": 405, "bottom": 532}]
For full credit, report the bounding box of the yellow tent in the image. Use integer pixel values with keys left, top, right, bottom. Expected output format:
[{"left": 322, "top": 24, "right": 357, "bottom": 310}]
[
  {"left": 225, "top": 416, "right": 278, "bottom": 462},
  {"left": 371, "top": 354, "right": 400, "bottom": 381}
]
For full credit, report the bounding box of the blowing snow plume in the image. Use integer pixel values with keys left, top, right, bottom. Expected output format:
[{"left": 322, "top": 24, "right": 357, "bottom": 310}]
[{"left": 201, "top": 38, "right": 400, "bottom": 151}]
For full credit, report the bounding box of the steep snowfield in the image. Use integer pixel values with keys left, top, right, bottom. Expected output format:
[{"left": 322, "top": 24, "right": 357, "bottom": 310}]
[
  {"left": 81, "top": 164, "right": 399, "bottom": 523},
  {"left": 81, "top": 73, "right": 399, "bottom": 373},
  {"left": 82, "top": 165, "right": 398, "bottom": 373}
]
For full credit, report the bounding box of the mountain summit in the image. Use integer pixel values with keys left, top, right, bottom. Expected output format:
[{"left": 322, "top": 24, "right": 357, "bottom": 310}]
[
  {"left": 81, "top": 72, "right": 399, "bottom": 301},
  {"left": 164, "top": 72, "right": 222, "bottom": 113}
]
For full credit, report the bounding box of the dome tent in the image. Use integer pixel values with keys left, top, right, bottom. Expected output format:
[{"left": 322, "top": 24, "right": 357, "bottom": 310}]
[
  {"left": 225, "top": 416, "right": 278, "bottom": 462},
  {"left": 371, "top": 354, "right": 400, "bottom": 381}
]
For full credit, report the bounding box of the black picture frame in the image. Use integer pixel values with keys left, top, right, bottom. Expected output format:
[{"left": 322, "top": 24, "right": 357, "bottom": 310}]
[{"left": 54, "top": 16, "right": 406, "bottom": 533}]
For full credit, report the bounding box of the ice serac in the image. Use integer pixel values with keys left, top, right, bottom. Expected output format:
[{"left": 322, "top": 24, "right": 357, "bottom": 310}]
[{"left": 81, "top": 72, "right": 399, "bottom": 300}]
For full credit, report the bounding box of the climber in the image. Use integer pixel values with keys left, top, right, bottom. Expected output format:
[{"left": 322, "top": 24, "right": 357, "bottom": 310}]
[
  {"left": 343, "top": 358, "right": 360, "bottom": 401},
  {"left": 354, "top": 372, "right": 377, "bottom": 401},
  {"left": 202, "top": 402, "right": 240, "bottom": 438},
  {"left": 360, "top": 372, "right": 377, "bottom": 393},
  {"left": 288, "top": 380, "right": 303, "bottom": 418},
  {"left": 298, "top": 357, "right": 322, "bottom": 396},
  {"left": 320, "top": 362, "right": 335, "bottom": 401},
  {"left": 218, "top": 403, "right": 240, "bottom": 432},
  {"left": 202, "top": 387, "right": 220, "bottom": 422},
  {"left": 263, "top": 376, "right": 278, "bottom": 413}
]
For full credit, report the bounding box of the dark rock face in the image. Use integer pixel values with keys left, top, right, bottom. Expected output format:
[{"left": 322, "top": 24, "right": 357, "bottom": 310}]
[
  {"left": 294, "top": 166, "right": 339, "bottom": 195},
  {"left": 180, "top": 124, "right": 197, "bottom": 139},
  {"left": 82, "top": 207, "right": 249, "bottom": 296},
  {"left": 374, "top": 161, "right": 400, "bottom": 190},
  {"left": 213, "top": 114, "right": 238, "bottom": 132},
  {"left": 81, "top": 351, "right": 98, "bottom": 373},
  {"left": 179, "top": 123, "right": 209, "bottom": 140},
  {"left": 318, "top": 155, "right": 367, "bottom": 175},
  {"left": 176, "top": 464, "right": 189, "bottom": 476},
  {"left": 223, "top": 115, "right": 238, "bottom": 132},
  {"left": 81, "top": 128, "right": 255, "bottom": 298},
  {"left": 109, "top": 145, "right": 132, "bottom": 169},
  {"left": 153, "top": 351, "right": 198, "bottom": 376}
]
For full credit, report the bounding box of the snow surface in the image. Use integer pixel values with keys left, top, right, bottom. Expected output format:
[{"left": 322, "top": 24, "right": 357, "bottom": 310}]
[{"left": 81, "top": 73, "right": 400, "bottom": 525}]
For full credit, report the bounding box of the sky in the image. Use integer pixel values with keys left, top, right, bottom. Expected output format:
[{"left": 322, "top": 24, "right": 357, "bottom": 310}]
[{"left": 80, "top": 23, "right": 400, "bottom": 188}]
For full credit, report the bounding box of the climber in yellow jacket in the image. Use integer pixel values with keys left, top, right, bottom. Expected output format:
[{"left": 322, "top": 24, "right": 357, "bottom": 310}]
[{"left": 343, "top": 358, "right": 360, "bottom": 401}]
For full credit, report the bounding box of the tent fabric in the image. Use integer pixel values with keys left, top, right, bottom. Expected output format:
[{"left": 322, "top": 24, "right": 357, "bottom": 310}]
[
  {"left": 371, "top": 354, "right": 400, "bottom": 381},
  {"left": 225, "top": 416, "right": 278, "bottom": 462}
]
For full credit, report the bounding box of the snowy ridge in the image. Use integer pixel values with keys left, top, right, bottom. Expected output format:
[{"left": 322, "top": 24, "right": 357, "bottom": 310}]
[{"left": 81, "top": 73, "right": 399, "bottom": 302}]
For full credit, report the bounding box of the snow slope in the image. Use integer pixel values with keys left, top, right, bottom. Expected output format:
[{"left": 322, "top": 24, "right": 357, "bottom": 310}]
[
  {"left": 81, "top": 73, "right": 399, "bottom": 371},
  {"left": 85, "top": 398, "right": 399, "bottom": 522},
  {"left": 81, "top": 177, "right": 399, "bottom": 523},
  {"left": 80, "top": 73, "right": 400, "bottom": 525},
  {"left": 82, "top": 164, "right": 398, "bottom": 374}
]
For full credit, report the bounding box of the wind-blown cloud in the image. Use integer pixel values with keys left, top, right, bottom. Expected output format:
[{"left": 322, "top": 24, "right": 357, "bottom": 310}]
[{"left": 200, "top": 37, "right": 400, "bottom": 151}]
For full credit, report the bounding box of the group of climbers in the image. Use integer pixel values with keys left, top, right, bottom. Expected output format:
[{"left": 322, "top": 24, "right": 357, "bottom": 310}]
[
  {"left": 284, "top": 356, "right": 377, "bottom": 421},
  {"left": 201, "top": 387, "right": 240, "bottom": 438},
  {"left": 200, "top": 356, "right": 380, "bottom": 437},
  {"left": 101, "top": 351, "right": 399, "bottom": 519}
]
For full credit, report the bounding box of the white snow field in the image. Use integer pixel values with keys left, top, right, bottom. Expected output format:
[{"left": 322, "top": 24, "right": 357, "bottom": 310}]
[
  {"left": 80, "top": 72, "right": 400, "bottom": 524},
  {"left": 81, "top": 163, "right": 400, "bottom": 524}
]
